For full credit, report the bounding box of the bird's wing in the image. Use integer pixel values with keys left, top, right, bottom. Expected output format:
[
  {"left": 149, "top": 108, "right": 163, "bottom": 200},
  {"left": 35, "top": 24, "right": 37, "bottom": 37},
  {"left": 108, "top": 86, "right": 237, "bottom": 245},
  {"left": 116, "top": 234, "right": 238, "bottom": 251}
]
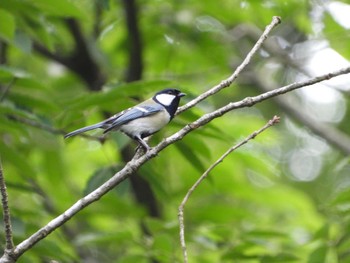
[{"left": 103, "top": 104, "right": 164, "bottom": 133}]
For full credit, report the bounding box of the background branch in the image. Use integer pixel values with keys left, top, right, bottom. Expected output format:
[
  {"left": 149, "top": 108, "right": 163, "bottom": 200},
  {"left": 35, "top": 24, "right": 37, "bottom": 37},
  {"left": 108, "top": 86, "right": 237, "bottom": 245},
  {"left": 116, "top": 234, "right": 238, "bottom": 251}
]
[
  {"left": 0, "top": 157, "right": 14, "bottom": 253},
  {"left": 34, "top": 19, "right": 106, "bottom": 90},
  {"left": 122, "top": 0, "right": 143, "bottom": 82},
  {"left": 247, "top": 72, "right": 350, "bottom": 154},
  {"left": 3, "top": 1, "right": 350, "bottom": 261},
  {"left": 177, "top": 16, "right": 281, "bottom": 114},
  {"left": 5, "top": 62, "right": 350, "bottom": 261},
  {"left": 178, "top": 116, "right": 280, "bottom": 263}
]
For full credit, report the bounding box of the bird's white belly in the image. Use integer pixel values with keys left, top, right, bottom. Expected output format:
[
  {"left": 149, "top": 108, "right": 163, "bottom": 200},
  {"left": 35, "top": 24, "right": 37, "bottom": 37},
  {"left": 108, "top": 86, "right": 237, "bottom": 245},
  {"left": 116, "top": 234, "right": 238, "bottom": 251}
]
[{"left": 120, "top": 111, "right": 170, "bottom": 138}]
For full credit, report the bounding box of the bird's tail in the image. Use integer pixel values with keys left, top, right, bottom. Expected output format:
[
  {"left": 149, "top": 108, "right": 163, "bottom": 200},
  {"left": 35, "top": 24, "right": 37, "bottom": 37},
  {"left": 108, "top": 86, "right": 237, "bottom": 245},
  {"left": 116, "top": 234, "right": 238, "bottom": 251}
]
[{"left": 64, "top": 122, "right": 104, "bottom": 139}]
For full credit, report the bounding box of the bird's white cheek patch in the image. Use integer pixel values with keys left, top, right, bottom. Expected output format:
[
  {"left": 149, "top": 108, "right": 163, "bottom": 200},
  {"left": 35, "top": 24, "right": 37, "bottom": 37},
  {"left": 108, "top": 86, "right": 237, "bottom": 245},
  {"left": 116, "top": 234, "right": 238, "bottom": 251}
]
[{"left": 155, "top": 94, "right": 175, "bottom": 106}]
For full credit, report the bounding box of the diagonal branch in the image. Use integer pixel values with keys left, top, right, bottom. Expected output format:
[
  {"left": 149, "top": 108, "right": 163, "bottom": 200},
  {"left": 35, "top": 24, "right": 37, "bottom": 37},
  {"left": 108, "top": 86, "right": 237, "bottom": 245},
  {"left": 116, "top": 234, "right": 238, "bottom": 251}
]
[
  {"left": 177, "top": 16, "right": 281, "bottom": 114},
  {"left": 178, "top": 116, "right": 280, "bottom": 263},
  {"left": 0, "top": 157, "right": 14, "bottom": 253},
  {"left": 248, "top": 72, "right": 350, "bottom": 154},
  {"left": 7, "top": 63, "right": 350, "bottom": 261}
]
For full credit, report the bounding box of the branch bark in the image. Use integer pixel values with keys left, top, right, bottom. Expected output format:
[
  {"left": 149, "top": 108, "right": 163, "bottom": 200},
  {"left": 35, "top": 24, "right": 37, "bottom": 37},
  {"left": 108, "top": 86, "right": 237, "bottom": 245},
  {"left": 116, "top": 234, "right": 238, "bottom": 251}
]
[
  {"left": 178, "top": 116, "right": 280, "bottom": 263},
  {"left": 0, "top": 157, "right": 14, "bottom": 261},
  {"left": 3, "top": 15, "right": 350, "bottom": 261},
  {"left": 248, "top": 72, "right": 350, "bottom": 154},
  {"left": 2, "top": 62, "right": 349, "bottom": 262},
  {"left": 177, "top": 16, "right": 281, "bottom": 115}
]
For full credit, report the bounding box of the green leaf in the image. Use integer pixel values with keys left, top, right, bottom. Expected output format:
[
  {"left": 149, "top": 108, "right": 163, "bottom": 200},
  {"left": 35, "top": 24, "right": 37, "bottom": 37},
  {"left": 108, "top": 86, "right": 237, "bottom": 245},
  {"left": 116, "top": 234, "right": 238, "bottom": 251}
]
[
  {"left": 138, "top": 165, "right": 169, "bottom": 199},
  {"left": 324, "top": 12, "right": 350, "bottom": 60},
  {"left": 261, "top": 253, "right": 299, "bottom": 262},
  {"left": 64, "top": 80, "right": 174, "bottom": 113},
  {"left": 0, "top": 9, "right": 15, "bottom": 41},
  {"left": 8, "top": 87, "right": 58, "bottom": 114},
  {"left": 0, "top": 143, "right": 36, "bottom": 178},
  {"left": 175, "top": 141, "right": 206, "bottom": 173},
  {"left": 27, "top": 0, "right": 85, "bottom": 18},
  {"left": 84, "top": 166, "right": 125, "bottom": 196},
  {"left": 246, "top": 230, "right": 287, "bottom": 239},
  {"left": 0, "top": 65, "right": 31, "bottom": 79},
  {"left": 307, "top": 245, "right": 328, "bottom": 263}
]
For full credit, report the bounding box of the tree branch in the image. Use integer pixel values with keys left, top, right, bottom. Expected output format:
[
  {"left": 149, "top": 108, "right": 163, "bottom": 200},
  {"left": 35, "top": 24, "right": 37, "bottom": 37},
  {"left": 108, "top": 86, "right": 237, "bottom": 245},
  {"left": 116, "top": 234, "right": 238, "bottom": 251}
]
[
  {"left": 177, "top": 16, "right": 281, "bottom": 115},
  {"left": 122, "top": 0, "right": 143, "bottom": 81},
  {"left": 248, "top": 72, "right": 350, "bottom": 154},
  {"left": 232, "top": 23, "right": 350, "bottom": 154},
  {"left": 3, "top": 15, "right": 350, "bottom": 261},
  {"left": 178, "top": 116, "right": 280, "bottom": 263},
  {"left": 0, "top": 157, "right": 14, "bottom": 254},
  {"left": 4, "top": 62, "right": 350, "bottom": 261},
  {"left": 33, "top": 42, "right": 69, "bottom": 66},
  {"left": 34, "top": 19, "right": 106, "bottom": 91}
]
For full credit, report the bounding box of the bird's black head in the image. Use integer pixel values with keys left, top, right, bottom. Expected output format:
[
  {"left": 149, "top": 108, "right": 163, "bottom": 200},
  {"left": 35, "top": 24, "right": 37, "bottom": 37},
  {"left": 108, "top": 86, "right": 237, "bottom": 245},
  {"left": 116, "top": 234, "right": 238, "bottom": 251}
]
[{"left": 153, "top": 88, "right": 186, "bottom": 119}]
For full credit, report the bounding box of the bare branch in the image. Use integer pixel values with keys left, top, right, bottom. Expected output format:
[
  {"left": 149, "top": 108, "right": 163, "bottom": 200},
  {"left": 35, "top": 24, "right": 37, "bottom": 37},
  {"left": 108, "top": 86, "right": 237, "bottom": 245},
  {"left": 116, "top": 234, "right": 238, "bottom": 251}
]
[
  {"left": 161, "top": 65, "right": 350, "bottom": 151},
  {"left": 177, "top": 16, "right": 281, "bottom": 114},
  {"left": 122, "top": 0, "right": 143, "bottom": 82},
  {"left": 9, "top": 63, "right": 350, "bottom": 260},
  {"left": 248, "top": 72, "right": 350, "bottom": 154},
  {"left": 34, "top": 19, "right": 106, "bottom": 91},
  {"left": 0, "top": 157, "right": 14, "bottom": 252},
  {"left": 3, "top": 14, "right": 350, "bottom": 260},
  {"left": 178, "top": 116, "right": 280, "bottom": 263}
]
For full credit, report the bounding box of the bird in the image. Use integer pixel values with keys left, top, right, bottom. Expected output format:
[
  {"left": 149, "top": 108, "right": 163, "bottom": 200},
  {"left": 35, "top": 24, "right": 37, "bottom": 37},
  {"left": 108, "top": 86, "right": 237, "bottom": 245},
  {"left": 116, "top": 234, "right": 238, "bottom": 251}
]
[{"left": 64, "top": 88, "right": 186, "bottom": 151}]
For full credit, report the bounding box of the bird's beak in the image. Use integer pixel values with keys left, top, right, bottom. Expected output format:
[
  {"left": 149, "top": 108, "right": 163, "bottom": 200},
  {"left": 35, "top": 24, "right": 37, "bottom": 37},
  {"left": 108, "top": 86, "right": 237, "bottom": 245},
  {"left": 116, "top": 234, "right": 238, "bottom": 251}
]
[{"left": 178, "top": 92, "right": 186, "bottom": 97}]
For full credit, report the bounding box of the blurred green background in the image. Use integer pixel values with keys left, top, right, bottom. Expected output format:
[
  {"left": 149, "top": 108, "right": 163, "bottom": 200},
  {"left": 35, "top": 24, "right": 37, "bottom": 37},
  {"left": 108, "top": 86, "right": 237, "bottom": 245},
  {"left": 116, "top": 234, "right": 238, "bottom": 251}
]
[{"left": 1, "top": 0, "right": 350, "bottom": 262}]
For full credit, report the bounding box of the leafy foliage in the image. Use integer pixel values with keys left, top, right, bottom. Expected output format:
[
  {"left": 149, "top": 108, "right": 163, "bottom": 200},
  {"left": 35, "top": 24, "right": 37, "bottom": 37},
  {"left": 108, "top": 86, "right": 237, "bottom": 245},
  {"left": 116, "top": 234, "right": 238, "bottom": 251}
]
[{"left": 1, "top": 0, "right": 350, "bottom": 262}]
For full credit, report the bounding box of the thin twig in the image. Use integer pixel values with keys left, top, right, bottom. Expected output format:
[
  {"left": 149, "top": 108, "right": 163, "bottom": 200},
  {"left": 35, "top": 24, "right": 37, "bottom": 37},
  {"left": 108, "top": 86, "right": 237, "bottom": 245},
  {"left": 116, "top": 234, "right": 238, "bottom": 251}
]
[
  {"left": 248, "top": 72, "right": 350, "bottom": 154},
  {"left": 0, "top": 157, "right": 14, "bottom": 252},
  {"left": 17, "top": 16, "right": 280, "bottom": 141},
  {"left": 8, "top": 56, "right": 350, "bottom": 263},
  {"left": 177, "top": 16, "right": 281, "bottom": 114},
  {"left": 3, "top": 15, "right": 350, "bottom": 260},
  {"left": 178, "top": 116, "right": 280, "bottom": 263},
  {"left": 162, "top": 65, "right": 350, "bottom": 151}
]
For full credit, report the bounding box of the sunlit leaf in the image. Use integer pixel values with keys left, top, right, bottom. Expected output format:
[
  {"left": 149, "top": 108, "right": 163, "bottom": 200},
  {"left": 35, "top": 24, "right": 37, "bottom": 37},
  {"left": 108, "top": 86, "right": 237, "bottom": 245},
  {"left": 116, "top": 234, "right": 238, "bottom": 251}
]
[
  {"left": 0, "top": 9, "right": 15, "bottom": 41},
  {"left": 27, "top": 0, "right": 85, "bottom": 18},
  {"left": 84, "top": 165, "right": 125, "bottom": 196},
  {"left": 307, "top": 245, "right": 328, "bottom": 263}
]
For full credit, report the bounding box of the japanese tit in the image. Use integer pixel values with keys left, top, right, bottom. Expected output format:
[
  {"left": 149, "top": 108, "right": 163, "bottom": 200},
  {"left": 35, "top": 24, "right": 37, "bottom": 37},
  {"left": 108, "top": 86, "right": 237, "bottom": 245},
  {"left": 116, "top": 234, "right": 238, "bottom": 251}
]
[{"left": 64, "top": 88, "right": 186, "bottom": 151}]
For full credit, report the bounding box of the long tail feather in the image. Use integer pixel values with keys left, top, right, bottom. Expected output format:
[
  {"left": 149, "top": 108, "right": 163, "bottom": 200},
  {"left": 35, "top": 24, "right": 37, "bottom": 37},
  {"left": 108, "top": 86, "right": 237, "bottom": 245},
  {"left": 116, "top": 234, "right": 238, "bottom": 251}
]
[{"left": 64, "top": 122, "right": 104, "bottom": 139}]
